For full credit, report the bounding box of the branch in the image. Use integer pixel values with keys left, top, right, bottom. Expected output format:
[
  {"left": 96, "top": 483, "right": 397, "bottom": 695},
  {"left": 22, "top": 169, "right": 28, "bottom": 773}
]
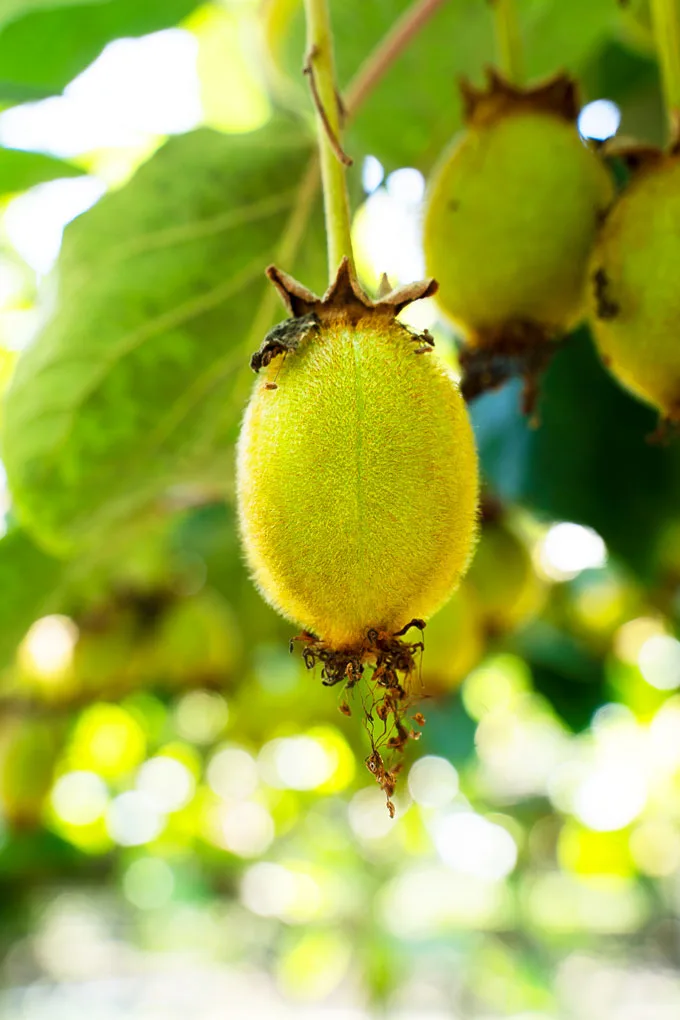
[{"left": 344, "top": 0, "right": 449, "bottom": 117}]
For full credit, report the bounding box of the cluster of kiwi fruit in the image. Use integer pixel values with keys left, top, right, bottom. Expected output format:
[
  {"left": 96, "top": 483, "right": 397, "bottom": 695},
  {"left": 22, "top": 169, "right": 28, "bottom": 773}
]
[
  {"left": 423, "top": 70, "right": 614, "bottom": 411},
  {"left": 423, "top": 63, "right": 680, "bottom": 428},
  {"left": 236, "top": 71, "right": 612, "bottom": 682},
  {"left": 236, "top": 11, "right": 679, "bottom": 803}
]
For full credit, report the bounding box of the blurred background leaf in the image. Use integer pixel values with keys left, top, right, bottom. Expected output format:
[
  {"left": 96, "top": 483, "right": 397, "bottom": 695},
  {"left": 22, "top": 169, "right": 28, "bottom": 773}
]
[
  {"left": 0, "top": 0, "right": 204, "bottom": 102},
  {"left": 0, "top": 146, "right": 84, "bottom": 194},
  {"left": 0, "top": 0, "right": 105, "bottom": 32},
  {"left": 0, "top": 528, "right": 62, "bottom": 669},
  {"left": 2, "top": 119, "right": 323, "bottom": 552}
]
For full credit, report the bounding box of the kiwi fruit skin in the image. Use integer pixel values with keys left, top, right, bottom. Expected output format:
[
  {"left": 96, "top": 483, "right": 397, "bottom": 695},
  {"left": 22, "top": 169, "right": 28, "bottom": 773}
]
[
  {"left": 237, "top": 316, "right": 479, "bottom": 650},
  {"left": 590, "top": 154, "right": 680, "bottom": 418},
  {"left": 424, "top": 111, "right": 614, "bottom": 343}
]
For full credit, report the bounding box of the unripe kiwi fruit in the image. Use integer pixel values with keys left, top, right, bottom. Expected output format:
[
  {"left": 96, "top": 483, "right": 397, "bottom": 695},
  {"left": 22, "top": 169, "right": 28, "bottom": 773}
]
[
  {"left": 145, "top": 588, "right": 241, "bottom": 685},
  {"left": 237, "top": 259, "right": 479, "bottom": 651},
  {"left": 465, "top": 504, "right": 545, "bottom": 635},
  {"left": 424, "top": 72, "right": 613, "bottom": 353},
  {"left": 590, "top": 149, "right": 680, "bottom": 420},
  {"left": 421, "top": 585, "right": 484, "bottom": 695}
]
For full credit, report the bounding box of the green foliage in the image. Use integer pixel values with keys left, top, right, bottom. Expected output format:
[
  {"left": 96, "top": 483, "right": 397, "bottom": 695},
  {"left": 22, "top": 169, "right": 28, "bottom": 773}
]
[
  {"left": 0, "top": 0, "right": 203, "bottom": 101},
  {"left": 0, "top": 146, "right": 84, "bottom": 195},
  {"left": 0, "top": 528, "right": 62, "bottom": 669},
  {"left": 2, "top": 120, "right": 321, "bottom": 552},
  {"left": 0, "top": 0, "right": 102, "bottom": 32}
]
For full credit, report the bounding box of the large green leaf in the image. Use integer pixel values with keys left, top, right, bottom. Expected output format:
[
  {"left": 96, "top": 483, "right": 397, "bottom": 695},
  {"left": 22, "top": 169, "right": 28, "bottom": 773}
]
[
  {"left": 0, "top": 0, "right": 104, "bottom": 32},
  {"left": 0, "top": 528, "right": 62, "bottom": 669},
  {"left": 0, "top": 0, "right": 202, "bottom": 102},
  {"left": 523, "top": 0, "right": 622, "bottom": 83},
  {"left": 2, "top": 117, "right": 323, "bottom": 553},
  {"left": 265, "top": 0, "right": 623, "bottom": 173},
  {"left": 0, "top": 146, "right": 84, "bottom": 195}
]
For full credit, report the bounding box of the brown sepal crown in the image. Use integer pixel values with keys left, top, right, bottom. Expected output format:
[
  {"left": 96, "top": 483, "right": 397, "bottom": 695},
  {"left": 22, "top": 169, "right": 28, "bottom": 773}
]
[
  {"left": 460, "top": 68, "right": 579, "bottom": 128},
  {"left": 266, "top": 256, "right": 438, "bottom": 326}
]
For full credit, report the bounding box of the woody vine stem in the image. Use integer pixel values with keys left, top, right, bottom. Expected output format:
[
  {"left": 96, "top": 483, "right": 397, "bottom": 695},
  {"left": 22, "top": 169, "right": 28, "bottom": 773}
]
[
  {"left": 303, "top": 0, "right": 355, "bottom": 281},
  {"left": 650, "top": 0, "right": 680, "bottom": 140}
]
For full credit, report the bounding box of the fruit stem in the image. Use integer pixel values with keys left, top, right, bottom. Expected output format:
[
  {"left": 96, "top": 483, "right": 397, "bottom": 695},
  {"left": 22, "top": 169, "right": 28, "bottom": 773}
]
[
  {"left": 241, "top": 0, "right": 449, "bottom": 381},
  {"left": 491, "top": 0, "right": 524, "bottom": 85},
  {"left": 303, "top": 0, "right": 355, "bottom": 281},
  {"left": 650, "top": 0, "right": 680, "bottom": 139}
]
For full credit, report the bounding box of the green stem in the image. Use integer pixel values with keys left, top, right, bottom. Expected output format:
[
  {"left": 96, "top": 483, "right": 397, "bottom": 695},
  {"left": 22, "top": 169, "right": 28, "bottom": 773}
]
[
  {"left": 303, "top": 0, "right": 355, "bottom": 280},
  {"left": 650, "top": 0, "right": 680, "bottom": 138},
  {"left": 242, "top": 0, "right": 447, "bottom": 364},
  {"left": 492, "top": 0, "right": 524, "bottom": 85}
]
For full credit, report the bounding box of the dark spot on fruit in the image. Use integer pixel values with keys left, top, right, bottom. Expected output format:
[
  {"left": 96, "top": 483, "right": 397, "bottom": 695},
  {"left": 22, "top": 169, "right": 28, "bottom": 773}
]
[
  {"left": 250, "top": 313, "right": 319, "bottom": 373},
  {"left": 448, "top": 199, "right": 460, "bottom": 211},
  {"left": 596, "top": 206, "right": 611, "bottom": 228},
  {"left": 593, "top": 268, "right": 619, "bottom": 320}
]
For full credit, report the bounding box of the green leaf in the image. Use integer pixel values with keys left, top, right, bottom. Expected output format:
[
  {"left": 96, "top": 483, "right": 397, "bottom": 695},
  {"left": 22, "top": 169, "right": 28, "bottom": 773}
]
[
  {"left": 523, "top": 0, "right": 622, "bottom": 86},
  {"left": 0, "top": 0, "right": 203, "bottom": 102},
  {"left": 0, "top": 146, "right": 84, "bottom": 195},
  {"left": 0, "top": 0, "right": 104, "bottom": 32},
  {"left": 2, "top": 118, "right": 323, "bottom": 552},
  {"left": 0, "top": 528, "right": 62, "bottom": 669},
  {"left": 265, "top": 0, "right": 623, "bottom": 172}
]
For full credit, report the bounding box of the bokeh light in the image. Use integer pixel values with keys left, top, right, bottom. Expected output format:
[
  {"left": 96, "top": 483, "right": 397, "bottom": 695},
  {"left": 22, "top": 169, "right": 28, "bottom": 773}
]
[
  {"left": 68, "top": 704, "right": 147, "bottom": 779},
  {"left": 207, "top": 745, "right": 259, "bottom": 801},
  {"left": 537, "top": 523, "right": 607, "bottom": 581},
  {"left": 123, "top": 857, "right": 175, "bottom": 910},
  {"left": 50, "top": 770, "right": 109, "bottom": 826},
  {"left": 408, "top": 755, "right": 459, "bottom": 807},
  {"left": 637, "top": 634, "right": 680, "bottom": 690},
  {"left": 432, "top": 811, "right": 518, "bottom": 879},
  {"left": 174, "top": 690, "right": 229, "bottom": 744},
  {"left": 18, "top": 615, "right": 78, "bottom": 681},
  {"left": 578, "top": 99, "right": 621, "bottom": 140},
  {"left": 258, "top": 735, "right": 335, "bottom": 790},
  {"left": 0, "top": 29, "right": 202, "bottom": 158},
  {"left": 135, "top": 755, "right": 195, "bottom": 812},
  {"left": 106, "top": 791, "right": 164, "bottom": 846}
]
